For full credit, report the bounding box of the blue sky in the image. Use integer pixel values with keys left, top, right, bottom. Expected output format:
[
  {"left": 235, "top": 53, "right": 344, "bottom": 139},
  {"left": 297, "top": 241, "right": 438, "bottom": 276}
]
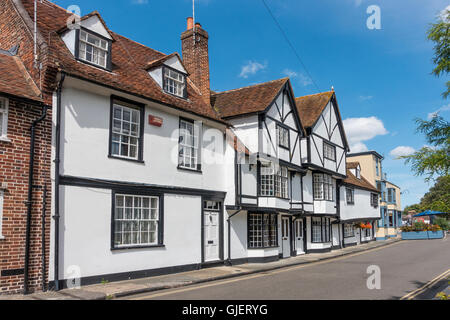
[{"left": 52, "top": 0, "right": 450, "bottom": 207}]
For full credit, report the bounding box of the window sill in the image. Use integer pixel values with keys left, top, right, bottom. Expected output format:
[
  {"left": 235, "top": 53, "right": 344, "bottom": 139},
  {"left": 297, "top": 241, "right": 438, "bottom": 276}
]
[
  {"left": 111, "top": 244, "right": 165, "bottom": 251},
  {"left": 0, "top": 235, "right": 5, "bottom": 240},
  {"left": 248, "top": 246, "right": 279, "bottom": 250},
  {"left": 108, "top": 155, "right": 145, "bottom": 164},
  {"left": 0, "top": 136, "right": 11, "bottom": 143},
  {"left": 177, "top": 165, "right": 202, "bottom": 174}
]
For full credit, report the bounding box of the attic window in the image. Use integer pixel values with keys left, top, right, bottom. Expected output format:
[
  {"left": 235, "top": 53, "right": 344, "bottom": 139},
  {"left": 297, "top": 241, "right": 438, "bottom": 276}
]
[
  {"left": 163, "top": 67, "right": 186, "bottom": 98},
  {"left": 356, "top": 167, "right": 361, "bottom": 179},
  {"left": 77, "top": 29, "right": 111, "bottom": 69}
]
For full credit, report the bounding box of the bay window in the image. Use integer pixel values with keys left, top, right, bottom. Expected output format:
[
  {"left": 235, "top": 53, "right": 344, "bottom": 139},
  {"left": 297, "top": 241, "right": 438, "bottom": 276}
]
[
  {"left": 313, "top": 173, "right": 334, "bottom": 201},
  {"left": 248, "top": 213, "right": 277, "bottom": 248},
  {"left": 260, "top": 162, "right": 288, "bottom": 198},
  {"left": 113, "top": 194, "right": 161, "bottom": 248}
]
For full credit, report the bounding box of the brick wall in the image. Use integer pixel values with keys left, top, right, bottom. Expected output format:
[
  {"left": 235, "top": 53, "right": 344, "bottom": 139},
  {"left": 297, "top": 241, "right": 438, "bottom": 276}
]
[
  {"left": 0, "top": 97, "right": 52, "bottom": 294},
  {"left": 181, "top": 25, "right": 211, "bottom": 105}
]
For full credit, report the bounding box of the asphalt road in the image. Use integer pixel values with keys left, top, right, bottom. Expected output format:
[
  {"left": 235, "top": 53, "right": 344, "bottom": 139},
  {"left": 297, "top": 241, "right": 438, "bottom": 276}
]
[{"left": 127, "top": 237, "right": 450, "bottom": 300}]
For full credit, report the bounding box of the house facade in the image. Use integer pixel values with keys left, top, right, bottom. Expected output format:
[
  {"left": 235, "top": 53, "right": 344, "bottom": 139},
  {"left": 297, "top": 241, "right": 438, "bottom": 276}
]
[
  {"left": 347, "top": 151, "right": 402, "bottom": 240},
  {"left": 0, "top": 0, "right": 384, "bottom": 294}
]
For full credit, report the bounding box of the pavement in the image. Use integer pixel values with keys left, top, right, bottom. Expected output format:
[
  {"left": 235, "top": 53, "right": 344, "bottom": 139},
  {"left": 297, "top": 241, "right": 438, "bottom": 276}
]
[
  {"left": 127, "top": 237, "right": 450, "bottom": 300},
  {"left": 0, "top": 238, "right": 403, "bottom": 300}
]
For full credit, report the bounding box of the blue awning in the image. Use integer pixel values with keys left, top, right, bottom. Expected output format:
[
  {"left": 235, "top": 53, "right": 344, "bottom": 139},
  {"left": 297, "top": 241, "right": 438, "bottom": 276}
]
[{"left": 413, "top": 210, "right": 448, "bottom": 217}]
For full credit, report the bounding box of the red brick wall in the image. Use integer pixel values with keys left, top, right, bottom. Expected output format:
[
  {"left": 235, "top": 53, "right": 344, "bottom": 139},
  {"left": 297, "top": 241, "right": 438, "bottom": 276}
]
[
  {"left": 0, "top": 97, "right": 52, "bottom": 294},
  {"left": 181, "top": 26, "right": 211, "bottom": 105}
]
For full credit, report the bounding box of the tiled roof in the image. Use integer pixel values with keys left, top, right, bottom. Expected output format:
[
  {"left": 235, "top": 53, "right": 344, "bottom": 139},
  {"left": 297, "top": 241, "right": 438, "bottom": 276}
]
[
  {"left": 294, "top": 91, "right": 333, "bottom": 128},
  {"left": 344, "top": 169, "right": 379, "bottom": 193},
  {"left": 20, "top": 0, "right": 225, "bottom": 124},
  {"left": 346, "top": 162, "right": 360, "bottom": 169},
  {"left": 0, "top": 53, "right": 42, "bottom": 102},
  {"left": 211, "top": 78, "right": 289, "bottom": 118}
]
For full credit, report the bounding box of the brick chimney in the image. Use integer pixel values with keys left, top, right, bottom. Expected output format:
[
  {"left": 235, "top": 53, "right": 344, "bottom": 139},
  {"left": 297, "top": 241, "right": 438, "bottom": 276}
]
[{"left": 181, "top": 17, "right": 210, "bottom": 105}]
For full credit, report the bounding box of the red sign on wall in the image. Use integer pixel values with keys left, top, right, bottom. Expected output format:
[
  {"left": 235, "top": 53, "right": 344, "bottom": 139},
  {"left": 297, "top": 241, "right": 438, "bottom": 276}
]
[{"left": 148, "top": 115, "right": 163, "bottom": 127}]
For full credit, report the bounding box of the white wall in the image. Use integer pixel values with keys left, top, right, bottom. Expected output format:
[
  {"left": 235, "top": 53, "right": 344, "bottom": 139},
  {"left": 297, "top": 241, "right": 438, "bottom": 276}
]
[
  {"left": 339, "top": 186, "right": 380, "bottom": 221},
  {"left": 59, "top": 86, "right": 227, "bottom": 193},
  {"left": 56, "top": 186, "right": 202, "bottom": 280}
]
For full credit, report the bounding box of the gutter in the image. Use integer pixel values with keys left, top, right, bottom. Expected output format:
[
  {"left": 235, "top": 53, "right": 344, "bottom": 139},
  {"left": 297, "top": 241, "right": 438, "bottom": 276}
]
[
  {"left": 24, "top": 104, "right": 48, "bottom": 294},
  {"left": 53, "top": 73, "right": 66, "bottom": 291}
]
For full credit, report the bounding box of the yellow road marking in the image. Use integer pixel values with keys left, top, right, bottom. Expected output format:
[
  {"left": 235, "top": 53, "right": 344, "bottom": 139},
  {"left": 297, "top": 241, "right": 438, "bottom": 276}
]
[
  {"left": 128, "top": 241, "right": 403, "bottom": 300},
  {"left": 400, "top": 269, "right": 450, "bottom": 300}
]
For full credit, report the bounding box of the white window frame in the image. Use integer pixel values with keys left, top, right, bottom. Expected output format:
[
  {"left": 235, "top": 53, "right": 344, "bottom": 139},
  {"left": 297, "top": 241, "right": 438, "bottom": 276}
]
[
  {"left": 277, "top": 125, "right": 289, "bottom": 149},
  {"left": 344, "top": 223, "right": 354, "bottom": 238},
  {"left": 0, "top": 97, "right": 9, "bottom": 140},
  {"left": 111, "top": 102, "right": 141, "bottom": 160},
  {"left": 323, "top": 141, "right": 336, "bottom": 161},
  {"left": 248, "top": 213, "right": 277, "bottom": 249},
  {"left": 163, "top": 67, "right": 186, "bottom": 98},
  {"left": 0, "top": 190, "right": 4, "bottom": 239},
  {"left": 178, "top": 118, "right": 200, "bottom": 170},
  {"left": 260, "top": 162, "right": 288, "bottom": 198},
  {"left": 113, "top": 194, "right": 160, "bottom": 248},
  {"left": 78, "top": 30, "right": 109, "bottom": 68},
  {"left": 346, "top": 188, "right": 354, "bottom": 204},
  {"left": 313, "top": 173, "right": 334, "bottom": 201}
]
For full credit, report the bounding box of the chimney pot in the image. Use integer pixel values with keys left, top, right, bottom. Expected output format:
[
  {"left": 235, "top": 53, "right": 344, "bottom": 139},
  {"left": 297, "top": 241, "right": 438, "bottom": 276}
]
[{"left": 187, "top": 17, "right": 194, "bottom": 30}]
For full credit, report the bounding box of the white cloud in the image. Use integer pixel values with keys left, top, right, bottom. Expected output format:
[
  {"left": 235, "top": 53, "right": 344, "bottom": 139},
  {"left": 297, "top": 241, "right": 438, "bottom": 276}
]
[
  {"left": 239, "top": 61, "right": 267, "bottom": 78},
  {"left": 389, "top": 146, "right": 416, "bottom": 158},
  {"left": 359, "top": 95, "right": 373, "bottom": 101},
  {"left": 427, "top": 103, "right": 450, "bottom": 119},
  {"left": 440, "top": 5, "right": 450, "bottom": 20},
  {"left": 354, "top": 0, "right": 363, "bottom": 7},
  {"left": 343, "top": 116, "right": 388, "bottom": 152},
  {"left": 282, "top": 69, "right": 312, "bottom": 86},
  {"left": 131, "top": 0, "right": 148, "bottom": 4}
]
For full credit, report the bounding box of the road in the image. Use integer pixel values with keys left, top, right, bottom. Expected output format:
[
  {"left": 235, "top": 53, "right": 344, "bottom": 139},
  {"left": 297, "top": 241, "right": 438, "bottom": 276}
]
[{"left": 126, "top": 237, "right": 450, "bottom": 300}]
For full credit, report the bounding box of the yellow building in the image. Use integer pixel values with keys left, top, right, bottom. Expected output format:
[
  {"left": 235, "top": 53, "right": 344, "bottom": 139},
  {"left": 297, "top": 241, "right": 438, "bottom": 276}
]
[{"left": 347, "top": 151, "right": 402, "bottom": 240}]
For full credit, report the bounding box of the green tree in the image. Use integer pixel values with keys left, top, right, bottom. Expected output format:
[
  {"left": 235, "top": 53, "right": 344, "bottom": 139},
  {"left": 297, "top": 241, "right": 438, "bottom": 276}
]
[
  {"left": 403, "top": 203, "right": 423, "bottom": 214},
  {"left": 400, "top": 116, "right": 450, "bottom": 181},
  {"left": 420, "top": 175, "right": 450, "bottom": 213},
  {"left": 427, "top": 9, "right": 450, "bottom": 98}
]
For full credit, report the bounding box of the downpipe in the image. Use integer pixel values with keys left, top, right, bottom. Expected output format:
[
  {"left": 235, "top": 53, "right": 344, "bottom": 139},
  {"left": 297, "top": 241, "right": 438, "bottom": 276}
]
[{"left": 24, "top": 104, "right": 48, "bottom": 295}]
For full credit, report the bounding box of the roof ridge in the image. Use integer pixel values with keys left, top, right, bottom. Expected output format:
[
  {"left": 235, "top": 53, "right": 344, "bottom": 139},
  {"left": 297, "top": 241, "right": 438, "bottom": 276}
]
[
  {"left": 295, "top": 91, "right": 333, "bottom": 100},
  {"left": 213, "top": 77, "right": 288, "bottom": 96}
]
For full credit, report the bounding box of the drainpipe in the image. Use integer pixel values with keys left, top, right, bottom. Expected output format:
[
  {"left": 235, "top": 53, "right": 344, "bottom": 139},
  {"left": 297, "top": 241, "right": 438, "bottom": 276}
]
[
  {"left": 226, "top": 209, "right": 242, "bottom": 266},
  {"left": 24, "top": 104, "right": 48, "bottom": 295},
  {"left": 53, "top": 73, "right": 65, "bottom": 291},
  {"left": 41, "top": 183, "right": 47, "bottom": 292}
]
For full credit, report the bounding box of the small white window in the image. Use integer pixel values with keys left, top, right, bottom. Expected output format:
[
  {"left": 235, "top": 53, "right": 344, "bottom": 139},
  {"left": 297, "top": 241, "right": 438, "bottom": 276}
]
[
  {"left": 0, "top": 190, "right": 4, "bottom": 239},
  {"left": 79, "top": 30, "right": 109, "bottom": 68},
  {"left": 163, "top": 68, "right": 186, "bottom": 98},
  {"left": 178, "top": 119, "right": 200, "bottom": 170},
  {"left": 344, "top": 224, "right": 354, "bottom": 238},
  {"left": 277, "top": 125, "right": 289, "bottom": 149},
  {"left": 111, "top": 103, "right": 141, "bottom": 160},
  {"left": 0, "top": 97, "right": 9, "bottom": 139},
  {"left": 323, "top": 142, "right": 336, "bottom": 161},
  {"left": 346, "top": 188, "right": 354, "bottom": 204}
]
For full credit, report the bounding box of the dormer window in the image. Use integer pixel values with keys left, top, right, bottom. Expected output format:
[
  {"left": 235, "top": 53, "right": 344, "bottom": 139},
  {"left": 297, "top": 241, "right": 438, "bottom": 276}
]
[
  {"left": 356, "top": 167, "right": 361, "bottom": 179},
  {"left": 163, "top": 67, "right": 186, "bottom": 98},
  {"left": 77, "top": 29, "right": 111, "bottom": 70}
]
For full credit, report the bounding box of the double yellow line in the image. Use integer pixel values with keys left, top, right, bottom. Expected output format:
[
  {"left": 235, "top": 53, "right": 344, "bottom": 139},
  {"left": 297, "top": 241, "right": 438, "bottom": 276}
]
[{"left": 400, "top": 269, "right": 450, "bottom": 300}]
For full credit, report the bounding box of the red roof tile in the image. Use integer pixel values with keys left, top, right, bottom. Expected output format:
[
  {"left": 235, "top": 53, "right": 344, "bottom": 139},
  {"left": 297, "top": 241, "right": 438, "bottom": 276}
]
[
  {"left": 20, "top": 0, "right": 225, "bottom": 124},
  {"left": 347, "top": 162, "right": 360, "bottom": 169},
  {"left": 0, "top": 53, "right": 42, "bottom": 102},
  {"left": 211, "top": 78, "right": 289, "bottom": 118},
  {"left": 294, "top": 91, "right": 333, "bottom": 128},
  {"left": 344, "top": 169, "right": 379, "bottom": 193}
]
